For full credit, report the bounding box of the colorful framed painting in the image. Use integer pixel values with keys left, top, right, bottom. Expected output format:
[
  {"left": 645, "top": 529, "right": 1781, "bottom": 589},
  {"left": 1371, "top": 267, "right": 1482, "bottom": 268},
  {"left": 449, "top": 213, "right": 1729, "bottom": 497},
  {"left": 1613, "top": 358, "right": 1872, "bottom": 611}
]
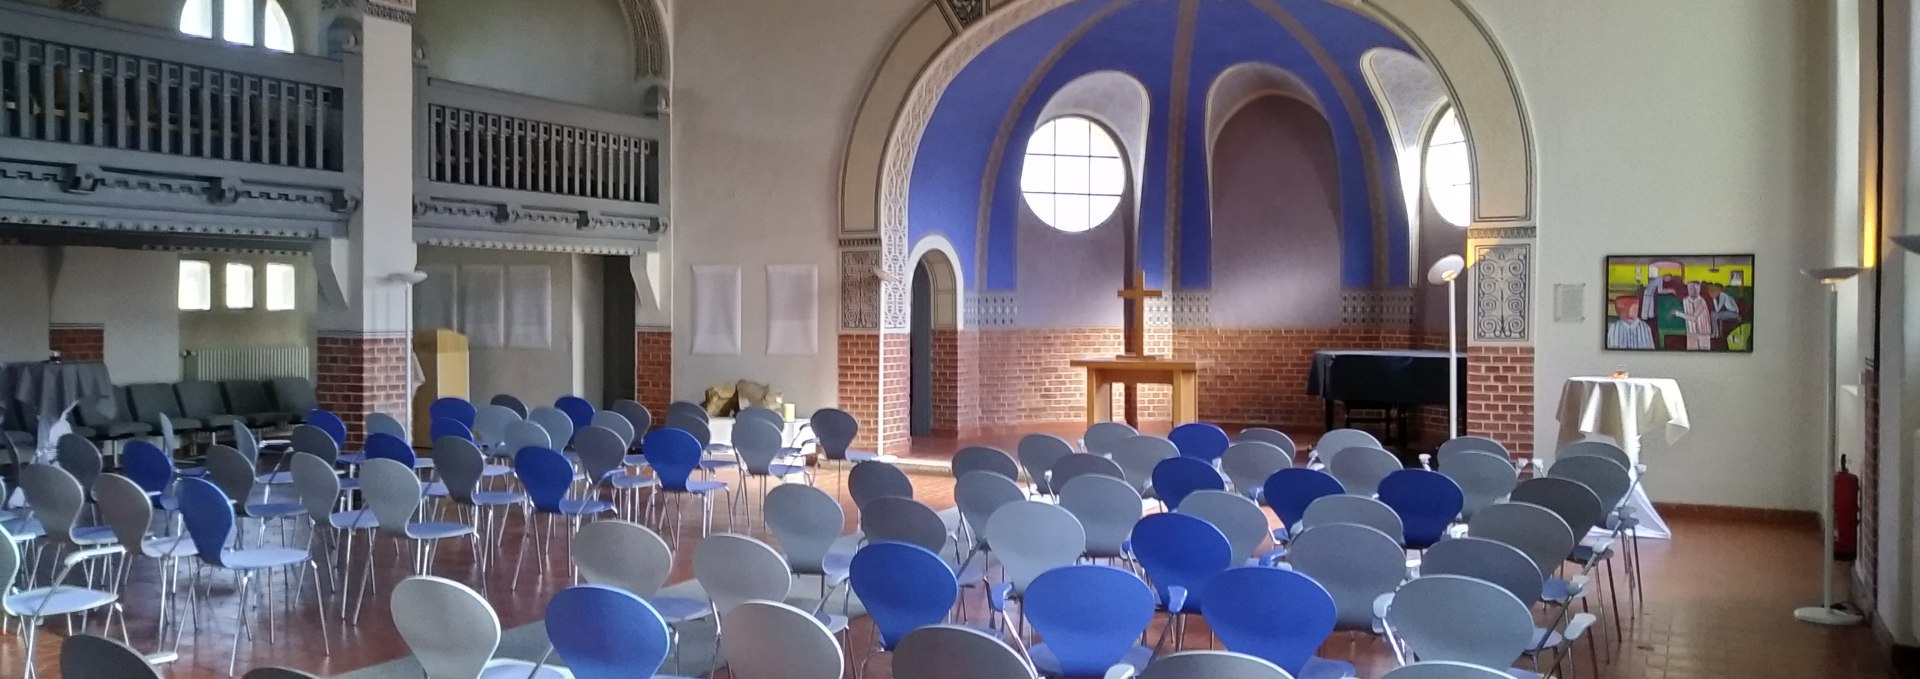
[{"left": 1603, "top": 255, "right": 1754, "bottom": 353}]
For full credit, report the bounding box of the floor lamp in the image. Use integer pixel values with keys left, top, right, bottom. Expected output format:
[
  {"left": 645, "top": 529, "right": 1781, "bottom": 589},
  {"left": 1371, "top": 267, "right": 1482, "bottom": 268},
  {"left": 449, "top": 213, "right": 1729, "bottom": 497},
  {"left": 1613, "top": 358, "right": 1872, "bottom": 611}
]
[
  {"left": 1796, "top": 266, "right": 1863, "bottom": 626},
  {"left": 1428, "top": 255, "right": 1466, "bottom": 439}
]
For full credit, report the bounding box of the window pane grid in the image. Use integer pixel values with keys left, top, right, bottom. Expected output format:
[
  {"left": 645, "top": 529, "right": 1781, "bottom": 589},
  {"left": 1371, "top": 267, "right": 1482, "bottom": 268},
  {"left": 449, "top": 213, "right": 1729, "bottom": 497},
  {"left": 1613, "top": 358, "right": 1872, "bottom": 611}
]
[{"left": 1021, "top": 116, "right": 1126, "bottom": 233}]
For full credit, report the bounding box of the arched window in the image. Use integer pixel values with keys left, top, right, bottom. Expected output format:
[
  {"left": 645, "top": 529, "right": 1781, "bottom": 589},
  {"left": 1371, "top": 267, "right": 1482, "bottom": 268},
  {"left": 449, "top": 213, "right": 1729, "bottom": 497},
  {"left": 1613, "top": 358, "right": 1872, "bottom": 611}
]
[
  {"left": 1021, "top": 116, "right": 1126, "bottom": 233},
  {"left": 1424, "top": 107, "right": 1471, "bottom": 227},
  {"left": 181, "top": 0, "right": 296, "bottom": 53}
]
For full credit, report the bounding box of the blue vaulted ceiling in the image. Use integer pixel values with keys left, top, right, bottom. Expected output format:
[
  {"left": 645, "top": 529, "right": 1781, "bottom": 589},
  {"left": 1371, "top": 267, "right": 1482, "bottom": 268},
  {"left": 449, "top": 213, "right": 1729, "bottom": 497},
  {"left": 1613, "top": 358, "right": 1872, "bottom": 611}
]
[{"left": 906, "top": 0, "right": 1415, "bottom": 291}]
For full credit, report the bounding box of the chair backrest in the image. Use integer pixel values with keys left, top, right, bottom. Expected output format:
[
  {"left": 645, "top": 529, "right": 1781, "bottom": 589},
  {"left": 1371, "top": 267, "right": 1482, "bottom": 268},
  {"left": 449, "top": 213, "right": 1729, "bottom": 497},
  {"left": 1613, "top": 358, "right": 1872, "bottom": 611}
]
[
  {"left": 850, "top": 542, "right": 960, "bottom": 650},
  {"left": 610, "top": 399, "right": 653, "bottom": 435},
  {"left": 429, "top": 417, "right": 473, "bottom": 443},
  {"left": 488, "top": 393, "right": 530, "bottom": 418},
  {"left": 893, "top": 625, "right": 1038, "bottom": 679},
  {"left": 1169, "top": 422, "right": 1231, "bottom": 463},
  {"left": 1299, "top": 494, "right": 1403, "bottom": 541},
  {"left": 392, "top": 576, "right": 503, "bottom": 679},
  {"left": 590, "top": 410, "right": 637, "bottom": 448},
  {"left": 1313, "top": 428, "right": 1380, "bottom": 458},
  {"left": 641, "top": 428, "right": 702, "bottom": 490},
  {"left": 950, "top": 446, "right": 1019, "bottom": 482},
  {"left": 1130, "top": 512, "right": 1234, "bottom": 612},
  {"left": 290, "top": 452, "right": 345, "bottom": 524},
  {"left": 984, "top": 501, "right": 1086, "bottom": 594},
  {"left": 1024, "top": 565, "right": 1157, "bottom": 677},
  {"left": 1387, "top": 575, "right": 1535, "bottom": 669},
  {"left": 269, "top": 377, "right": 320, "bottom": 415},
  {"left": 574, "top": 425, "right": 628, "bottom": 483},
  {"left": 573, "top": 520, "right": 674, "bottom": 598},
  {"left": 668, "top": 400, "right": 711, "bottom": 424},
  {"left": 307, "top": 409, "right": 349, "bottom": 446},
  {"left": 809, "top": 407, "right": 858, "bottom": 460},
  {"left": 545, "top": 585, "right": 674, "bottom": 679},
  {"left": 733, "top": 419, "right": 787, "bottom": 474},
  {"left": 513, "top": 447, "right": 576, "bottom": 513},
  {"left": 555, "top": 395, "right": 598, "bottom": 433},
  {"left": 1326, "top": 446, "right": 1403, "bottom": 496},
  {"left": 60, "top": 634, "right": 164, "bottom": 679},
  {"left": 1261, "top": 467, "right": 1345, "bottom": 531},
  {"left": 672, "top": 416, "right": 714, "bottom": 449},
  {"left": 1437, "top": 435, "right": 1511, "bottom": 465},
  {"left": 1151, "top": 456, "right": 1225, "bottom": 509},
  {"left": 1203, "top": 567, "right": 1339, "bottom": 676},
  {"left": 428, "top": 397, "right": 477, "bottom": 428},
  {"left": 1420, "top": 536, "right": 1543, "bottom": 607},
  {"left": 1468, "top": 501, "right": 1575, "bottom": 582},
  {"left": 128, "top": 382, "right": 187, "bottom": 425},
  {"left": 1556, "top": 439, "right": 1631, "bottom": 471},
  {"left": 289, "top": 424, "right": 341, "bottom": 464},
  {"left": 849, "top": 460, "right": 914, "bottom": 508},
  {"left": 232, "top": 421, "right": 260, "bottom": 465},
  {"left": 1111, "top": 435, "right": 1179, "bottom": 493},
  {"left": 1549, "top": 455, "right": 1632, "bottom": 514},
  {"left": 1058, "top": 474, "right": 1143, "bottom": 558},
  {"left": 431, "top": 436, "right": 486, "bottom": 504},
  {"left": 93, "top": 473, "right": 155, "bottom": 554},
  {"left": 472, "top": 405, "right": 522, "bottom": 447},
  {"left": 694, "top": 533, "right": 794, "bottom": 617},
  {"left": 859, "top": 496, "right": 948, "bottom": 553},
  {"left": 1082, "top": 421, "right": 1137, "bottom": 455},
  {"left": 1287, "top": 523, "right": 1407, "bottom": 631},
  {"left": 765, "top": 484, "right": 845, "bottom": 574},
  {"left": 1236, "top": 427, "right": 1297, "bottom": 457},
  {"left": 220, "top": 380, "right": 275, "bottom": 417},
  {"left": 721, "top": 600, "right": 846, "bottom": 679},
  {"left": 1016, "top": 433, "right": 1074, "bottom": 492},
  {"left": 55, "top": 433, "right": 103, "bottom": 496},
  {"left": 528, "top": 406, "right": 576, "bottom": 447},
  {"left": 1437, "top": 450, "right": 1517, "bottom": 520},
  {"left": 0, "top": 523, "right": 15, "bottom": 587},
  {"left": 363, "top": 432, "right": 417, "bottom": 467},
  {"left": 361, "top": 458, "right": 426, "bottom": 533},
  {"left": 1381, "top": 661, "right": 1517, "bottom": 679},
  {"left": 1221, "top": 441, "right": 1291, "bottom": 499},
  {"left": 365, "top": 411, "right": 408, "bottom": 441},
  {"left": 1140, "top": 651, "right": 1294, "bottom": 679},
  {"left": 738, "top": 406, "right": 786, "bottom": 434},
  {"left": 203, "top": 444, "right": 258, "bottom": 508},
  {"left": 175, "top": 477, "right": 235, "bottom": 568},
  {"left": 1178, "top": 490, "right": 1270, "bottom": 565},
  {"left": 1378, "top": 469, "right": 1465, "bottom": 548},
  {"left": 121, "top": 439, "right": 175, "bottom": 498},
  {"left": 21, "top": 463, "right": 89, "bottom": 544},
  {"left": 1509, "top": 477, "right": 1605, "bottom": 540},
  {"left": 1049, "top": 453, "right": 1124, "bottom": 492},
  {"left": 954, "top": 471, "right": 1025, "bottom": 544},
  {"left": 501, "top": 420, "right": 552, "bottom": 459}
]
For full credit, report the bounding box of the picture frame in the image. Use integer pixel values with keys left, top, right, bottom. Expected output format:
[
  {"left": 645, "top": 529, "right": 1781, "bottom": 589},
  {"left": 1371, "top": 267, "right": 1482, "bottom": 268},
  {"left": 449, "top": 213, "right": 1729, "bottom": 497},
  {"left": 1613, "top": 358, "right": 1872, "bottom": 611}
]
[{"left": 1601, "top": 254, "right": 1753, "bottom": 353}]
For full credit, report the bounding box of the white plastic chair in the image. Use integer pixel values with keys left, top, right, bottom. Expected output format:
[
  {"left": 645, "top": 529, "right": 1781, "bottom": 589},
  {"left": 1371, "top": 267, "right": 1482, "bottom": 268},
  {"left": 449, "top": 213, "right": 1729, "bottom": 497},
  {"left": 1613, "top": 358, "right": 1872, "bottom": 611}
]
[
  {"left": 1057, "top": 474, "right": 1143, "bottom": 561},
  {"left": 1221, "top": 441, "right": 1291, "bottom": 499},
  {"left": 1178, "top": 490, "right": 1276, "bottom": 565},
  {"left": 1286, "top": 523, "right": 1406, "bottom": 633},
  {"left": 1325, "top": 446, "right": 1402, "bottom": 496},
  {"left": 720, "top": 600, "right": 846, "bottom": 679},
  {"left": 1298, "top": 494, "right": 1404, "bottom": 542},
  {"left": 1132, "top": 651, "right": 1294, "bottom": 679},
  {"left": 1235, "top": 427, "right": 1297, "bottom": 457},
  {"left": 892, "top": 625, "right": 1039, "bottom": 679},
  {"left": 390, "top": 575, "right": 565, "bottom": 678},
  {"left": 1082, "top": 421, "right": 1138, "bottom": 455},
  {"left": 1311, "top": 429, "right": 1379, "bottom": 465},
  {"left": 1016, "top": 434, "right": 1074, "bottom": 496},
  {"left": 1110, "top": 435, "right": 1178, "bottom": 495},
  {"left": 765, "top": 484, "right": 856, "bottom": 603},
  {"left": 573, "top": 521, "right": 713, "bottom": 632},
  {"left": 1438, "top": 450, "right": 1517, "bottom": 520},
  {"left": 983, "top": 501, "right": 1085, "bottom": 600}
]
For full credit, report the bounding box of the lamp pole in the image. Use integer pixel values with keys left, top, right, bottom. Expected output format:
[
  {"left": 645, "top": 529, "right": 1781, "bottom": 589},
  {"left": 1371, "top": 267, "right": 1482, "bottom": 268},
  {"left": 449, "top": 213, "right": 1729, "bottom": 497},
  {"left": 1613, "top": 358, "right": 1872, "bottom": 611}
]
[
  {"left": 1795, "top": 266, "right": 1863, "bottom": 626},
  {"left": 1428, "top": 255, "right": 1467, "bottom": 440}
]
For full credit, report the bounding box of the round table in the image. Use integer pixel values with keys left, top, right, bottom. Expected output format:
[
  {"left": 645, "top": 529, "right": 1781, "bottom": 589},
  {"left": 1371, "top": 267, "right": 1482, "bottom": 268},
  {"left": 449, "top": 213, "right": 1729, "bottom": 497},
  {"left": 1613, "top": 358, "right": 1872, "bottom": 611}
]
[{"left": 1554, "top": 376, "right": 1689, "bottom": 539}]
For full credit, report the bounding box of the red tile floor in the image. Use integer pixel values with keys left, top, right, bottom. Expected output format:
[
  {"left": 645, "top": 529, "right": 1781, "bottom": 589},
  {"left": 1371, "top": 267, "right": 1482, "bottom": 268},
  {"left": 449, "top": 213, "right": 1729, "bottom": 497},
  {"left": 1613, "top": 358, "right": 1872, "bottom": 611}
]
[{"left": 2, "top": 428, "right": 1893, "bottom": 678}]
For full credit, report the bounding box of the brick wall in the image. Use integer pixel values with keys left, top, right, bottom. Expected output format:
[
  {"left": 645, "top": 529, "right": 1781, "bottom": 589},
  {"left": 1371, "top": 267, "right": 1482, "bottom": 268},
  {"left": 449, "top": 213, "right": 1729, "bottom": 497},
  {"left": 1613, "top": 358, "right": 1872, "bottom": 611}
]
[
  {"left": 838, "top": 333, "right": 882, "bottom": 451},
  {"left": 48, "top": 325, "right": 105, "bottom": 362},
  {"left": 973, "top": 328, "right": 1173, "bottom": 428},
  {"left": 1465, "top": 344, "right": 1535, "bottom": 456},
  {"left": 1857, "top": 364, "right": 1879, "bottom": 616},
  {"left": 931, "top": 329, "right": 981, "bottom": 437},
  {"left": 879, "top": 334, "right": 910, "bottom": 452},
  {"left": 634, "top": 329, "right": 672, "bottom": 423},
  {"left": 315, "top": 334, "right": 411, "bottom": 447}
]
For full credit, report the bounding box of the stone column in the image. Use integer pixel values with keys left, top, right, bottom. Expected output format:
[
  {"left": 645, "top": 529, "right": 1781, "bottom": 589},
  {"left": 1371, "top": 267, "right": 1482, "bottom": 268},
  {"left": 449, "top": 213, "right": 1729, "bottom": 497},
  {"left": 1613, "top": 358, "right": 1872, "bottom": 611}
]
[
  {"left": 1465, "top": 228, "right": 1536, "bottom": 457},
  {"left": 312, "top": 1, "right": 417, "bottom": 445}
]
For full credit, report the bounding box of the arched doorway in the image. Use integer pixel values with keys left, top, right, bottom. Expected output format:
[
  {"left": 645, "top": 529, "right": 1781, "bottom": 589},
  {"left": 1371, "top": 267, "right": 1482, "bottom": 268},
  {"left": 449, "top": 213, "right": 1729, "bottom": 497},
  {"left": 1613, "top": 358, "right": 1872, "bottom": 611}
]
[{"left": 909, "top": 248, "right": 960, "bottom": 437}]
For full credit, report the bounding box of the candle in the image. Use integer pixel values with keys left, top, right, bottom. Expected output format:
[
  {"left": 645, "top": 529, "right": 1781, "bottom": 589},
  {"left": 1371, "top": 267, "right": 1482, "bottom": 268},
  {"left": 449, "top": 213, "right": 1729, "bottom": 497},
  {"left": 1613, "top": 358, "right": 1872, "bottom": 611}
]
[{"left": 783, "top": 403, "right": 796, "bottom": 421}]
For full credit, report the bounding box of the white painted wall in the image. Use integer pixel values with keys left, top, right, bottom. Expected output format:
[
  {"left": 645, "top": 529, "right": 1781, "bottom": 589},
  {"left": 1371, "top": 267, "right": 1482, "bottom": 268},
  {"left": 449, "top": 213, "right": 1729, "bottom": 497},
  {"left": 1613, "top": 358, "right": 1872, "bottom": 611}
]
[
  {"left": 1469, "top": 0, "right": 1833, "bottom": 510},
  {"left": 669, "top": 0, "right": 924, "bottom": 412},
  {"left": 0, "top": 246, "right": 181, "bottom": 384},
  {"left": 415, "top": 246, "right": 592, "bottom": 408},
  {"left": 415, "top": 0, "right": 646, "bottom": 113},
  {"left": 178, "top": 253, "right": 318, "bottom": 352},
  {"left": 0, "top": 247, "right": 52, "bottom": 366}
]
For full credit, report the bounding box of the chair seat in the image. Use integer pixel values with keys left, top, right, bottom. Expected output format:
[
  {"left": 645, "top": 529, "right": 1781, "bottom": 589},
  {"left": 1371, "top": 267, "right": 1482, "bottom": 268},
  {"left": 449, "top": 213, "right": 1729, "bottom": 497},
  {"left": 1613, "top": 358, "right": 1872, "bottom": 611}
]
[
  {"left": 553, "top": 499, "right": 615, "bottom": 516},
  {"left": 160, "top": 417, "right": 207, "bottom": 431},
  {"left": 70, "top": 525, "right": 118, "bottom": 546},
  {"left": 609, "top": 473, "right": 656, "bottom": 490},
  {"left": 425, "top": 482, "right": 450, "bottom": 498},
  {"left": 815, "top": 611, "right": 849, "bottom": 634},
  {"left": 1526, "top": 626, "right": 1564, "bottom": 652},
  {"left": 6, "top": 586, "right": 116, "bottom": 617},
  {"left": 479, "top": 660, "right": 571, "bottom": 679},
  {"left": 624, "top": 453, "right": 649, "bottom": 467},
  {"left": 4, "top": 519, "right": 45, "bottom": 541},
  {"left": 1030, "top": 642, "right": 1153, "bottom": 678},
  {"left": 203, "top": 415, "right": 245, "bottom": 429},
  {"left": 100, "top": 422, "right": 154, "bottom": 438},
  {"left": 141, "top": 535, "right": 198, "bottom": 559},
  {"left": 330, "top": 510, "right": 379, "bottom": 531},
  {"left": 1297, "top": 657, "right": 1356, "bottom": 679},
  {"left": 698, "top": 459, "right": 739, "bottom": 471},
  {"left": 1542, "top": 577, "right": 1573, "bottom": 603},
  {"left": 481, "top": 464, "right": 512, "bottom": 477},
  {"left": 244, "top": 413, "right": 294, "bottom": 428},
  {"left": 69, "top": 425, "right": 100, "bottom": 440},
  {"left": 258, "top": 471, "right": 296, "bottom": 485},
  {"left": 406, "top": 521, "right": 474, "bottom": 540},
  {"left": 220, "top": 547, "right": 312, "bottom": 570},
  {"left": 470, "top": 490, "right": 526, "bottom": 506},
  {"left": 841, "top": 450, "right": 879, "bottom": 462},
  {"left": 243, "top": 502, "right": 306, "bottom": 519},
  {"left": 751, "top": 463, "right": 809, "bottom": 478},
  {"left": 337, "top": 453, "right": 369, "bottom": 465},
  {"left": 663, "top": 479, "right": 728, "bottom": 494},
  {"left": 177, "top": 467, "right": 208, "bottom": 478},
  {"left": 1568, "top": 544, "right": 1612, "bottom": 564},
  {"left": 413, "top": 458, "right": 437, "bottom": 470},
  {"left": 651, "top": 595, "right": 714, "bottom": 624}
]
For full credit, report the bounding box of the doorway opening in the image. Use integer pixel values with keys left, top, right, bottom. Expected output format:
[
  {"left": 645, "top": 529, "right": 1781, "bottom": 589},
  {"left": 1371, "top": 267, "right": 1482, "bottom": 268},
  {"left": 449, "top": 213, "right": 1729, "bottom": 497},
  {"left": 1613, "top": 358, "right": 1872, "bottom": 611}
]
[{"left": 908, "top": 248, "right": 959, "bottom": 438}]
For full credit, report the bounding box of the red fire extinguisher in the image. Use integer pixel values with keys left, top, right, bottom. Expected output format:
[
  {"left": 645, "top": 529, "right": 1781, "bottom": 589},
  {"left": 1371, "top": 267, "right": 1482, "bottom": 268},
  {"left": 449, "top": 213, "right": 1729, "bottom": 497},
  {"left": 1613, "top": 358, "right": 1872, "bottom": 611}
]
[{"left": 1835, "top": 455, "right": 1860, "bottom": 562}]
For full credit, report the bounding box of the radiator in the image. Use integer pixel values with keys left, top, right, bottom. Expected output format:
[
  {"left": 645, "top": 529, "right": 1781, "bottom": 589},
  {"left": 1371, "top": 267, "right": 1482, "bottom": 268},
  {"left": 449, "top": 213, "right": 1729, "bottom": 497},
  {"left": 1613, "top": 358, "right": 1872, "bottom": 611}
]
[{"left": 182, "top": 346, "right": 315, "bottom": 382}]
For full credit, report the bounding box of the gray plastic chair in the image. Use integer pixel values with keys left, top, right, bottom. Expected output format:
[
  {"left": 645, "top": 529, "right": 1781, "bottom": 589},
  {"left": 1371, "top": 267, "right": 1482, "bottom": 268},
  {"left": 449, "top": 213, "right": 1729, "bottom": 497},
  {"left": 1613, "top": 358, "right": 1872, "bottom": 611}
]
[
  {"left": 1549, "top": 456, "right": 1631, "bottom": 517},
  {"left": 176, "top": 380, "right": 243, "bottom": 431},
  {"left": 983, "top": 501, "right": 1085, "bottom": 597},
  {"left": 1057, "top": 474, "right": 1142, "bottom": 561},
  {"left": 893, "top": 625, "right": 1039, "bottom": 679},
  {"left": 668, "top": 401, "right": 711, "bottom": 424},
  {"left": 697, "top": 532, "right": 847, "bottom": 636},
  {"left": 289, "top": 424, "right": 341, "bottom": 463},
  {"left": 2, "top": 522, "right": 124, "bottom": 679},
  {"left": 859, "top": 496, "right": 948, "bottom": 553},
  {"left": 1386, "top": 575, "right": 1535, "bottom": 669},
  {"left": 722, "top": 600, "right": 847, "bottom": 679},
  {"left": 391, "top": 575, "right": 561, "bottom": 679},
  {"left": 206, "top": 444, "right": 305, "bottom": 528},
  {"left": 358, "top": 459, "right": 473, "bottom": 603},
  {"left": 1082, "top": 421, "right": 1138, "bottom": 455},
  {"left": 472, "top": 405, "right": 522, "bottom": 449},
  {"left": 95, "top": 473, "right": 197, "bottom": 624},
  {"left": 738, "top": 406, "right": 787, "bottom": 433},
  {"left": 1016, "top": 434, "right": 1074, "bottom": 495},
  {"left": 1299, "top": 494, "right": 1403, "bottom": 541},
  {"left": 1510, "top": 478, "right": 1605, "bottom": 543},
  {"left": 951, "top": 446, "right": 1020, "bottom": 482},
  {"left": 366, "top": 411, "right": 408, "bottom": 442},
  {"left": 765, "top": 484, "right": 854, "bottom": 597},
  {"left": 1420, "top": 537, "right": 1543, "bottom": 610},
  {"left": 1178, "top": 490, "right": 1272, "bottom": 565},
  {"left": 611, "top": 400, "right": 654, "bottom": 436},
  {"left": 55, "top": 433, "right": 104, "bottom": 498},
  {"left": 1221, "top": 441, "right": 1290, "bottom": 499},
  {"left": 528, "top": 407, "right": 575, "bottom": 448},
  {"left": 1381, "top": 661, "right": 1515, "bottom": 679},
  {"left": 60, "top": 634, "right": 161, "bottom": 679},
  {"left": 1048, "top": 453, "right": 1124, "bottom": 493},
  {"left": 1137, "top": 651, "right": 1293, "bottom": 679},
  {"left": 1438, "top": 450, "right": 1517, "bottom": 520},
  {"left": 1469, "top": 501, "right": 1575, "bottom": 587},
  {"left": 1325, "top": 446, "right": 1402, "bottom": 496},
  {"left": 955, "top": 471, "right": 1025, "bottom": 553},
  {"left": 1556, "top": 440, "right": 1631, "bottom": 472},
  {"left": 499, "top": 420, "right": 552, "bottom": 459},
  {"left": 1235, "top": 428, "right": 1297, "bottom": 457},
  {"left": 1437, "top": 435, "right": 1510, "bottom": 463},
  {"left": 428, "top": 436, "right": 525, "bottom": 539},
  {"left": 20, "top": 463, "right": 113, "bottom": 548},
  {"left": 592, "top": 410, "right": 638, "bottom": 448},
  {"left": 573, "top": 520, "right": 711, "bottom": 626},
  {"left": 290, "top": 451, "right": 375, "bottom": 613},
  {"left": 1312, "top": 429, "right": 1379, "bottom": 462},
  {"left": 1110, "top": 435, "right": 1177, "bottom": 495},
  {"left": 1287, "top": 523, "right": 1407, "bottom": 632},
  {"left": 488, "top": 394, "right": 530, "bottom": 418},
  {"left": 736, "top": 420, "right": 808, "bottom": 526},
  {"left": 576, "top": 426, "right": 652, "bottom": 512},
  {"left": 849, "top": 460, "right": 914, "bottom": 510}
]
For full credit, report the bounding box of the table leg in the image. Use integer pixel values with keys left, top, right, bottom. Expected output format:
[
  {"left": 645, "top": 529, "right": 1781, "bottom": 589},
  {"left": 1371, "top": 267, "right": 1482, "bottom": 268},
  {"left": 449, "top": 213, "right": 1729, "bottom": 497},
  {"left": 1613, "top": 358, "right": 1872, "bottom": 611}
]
[
  {"left": 1083, "top": 370, "right": 1104, "bottom": 425},
  {"left": 1324, "top": 399, "right": 1335, "bottom": 433},
  {"left": 1122, "top": 380, "right": 1140, "bottom": 428},
  {"left": 1172, "top": 371, "right": 1198, "bottom": 425}
]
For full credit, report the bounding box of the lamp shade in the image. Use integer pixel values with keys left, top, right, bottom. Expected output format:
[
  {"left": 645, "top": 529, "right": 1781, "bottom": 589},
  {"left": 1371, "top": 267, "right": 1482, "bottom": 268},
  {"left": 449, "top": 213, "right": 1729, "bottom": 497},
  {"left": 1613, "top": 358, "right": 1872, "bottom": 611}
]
[
  {"left": 1800, "top": 267, "right": 1863, "bottom": 285},
  {"left": 1427, "top": 255, "right": 1465, "bottom": 285},
  {"left": 1891, "top": 234, "right": 1920, "bottom": 254}
]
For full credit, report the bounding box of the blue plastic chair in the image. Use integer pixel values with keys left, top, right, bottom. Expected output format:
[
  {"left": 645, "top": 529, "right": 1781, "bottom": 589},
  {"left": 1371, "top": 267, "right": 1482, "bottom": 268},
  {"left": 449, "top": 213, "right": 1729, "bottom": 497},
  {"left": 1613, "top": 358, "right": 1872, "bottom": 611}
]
[
  {"left": 1263, "top": 468, "right": 1345, "bottom": 541},
  {"left": 430, "top": 417, "right": 474, "bottom": 443},
  {"left": 1168, "top": 422, "right": 1231, "bottom": 464},
  {"left": 364, "top": 432, "right": 419, "bottom": 468},
  {"left": 1377, "top": 469, "right": 1465, "bottom": 549},
  {"left": 1129, "top": 512, "right": 1233, "bottom": 649},
  {"left": 850, "top": 541, "right": 960, "bottom": 671},
  {"left": 545, "top": 584, "right": 691, "bottom": 679},
  {"left": 1150, "top": 456, "right": 1224, "bottom": 510},
  {"left": 1203, "top": 567, "right": 1348, "bottom": 679},
  {"left": 642, "top": 428, "right": 731, "bottom": 540},
  {"left": 1023, "top": 565, "right": 1157, "bottom": 677},
  {"left": 511, "top": 447, "right": 614, "bottom": 584},
  {"left": 122, "top": 439, "right": 177, "bottom": 509},
  {"left": 555, "top": 396, "right": 597, "bottom": 435},
  {"left": 429, "top": 397, "right": 478, "bottom": 429},
  {"left": 306, "top": 409, "right": 348, "bottom": 446},
  {"left": 177, "top": 477, "right": 329, "bottom": 675}
]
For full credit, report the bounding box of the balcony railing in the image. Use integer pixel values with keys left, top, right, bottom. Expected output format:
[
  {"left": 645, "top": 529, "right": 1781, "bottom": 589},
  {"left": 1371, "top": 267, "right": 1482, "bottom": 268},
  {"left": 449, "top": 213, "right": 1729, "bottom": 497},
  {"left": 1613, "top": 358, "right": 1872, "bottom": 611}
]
[{"left": 422, "top": 80, "right": 663, "bottom": 206}]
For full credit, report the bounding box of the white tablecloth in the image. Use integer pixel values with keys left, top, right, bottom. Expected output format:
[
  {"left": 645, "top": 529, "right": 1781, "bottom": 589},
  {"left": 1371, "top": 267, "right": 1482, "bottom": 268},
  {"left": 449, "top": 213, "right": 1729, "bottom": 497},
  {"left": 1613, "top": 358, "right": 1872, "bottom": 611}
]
[
  {"left": 706, "top": 417, "right": 811, "bottom": 450},
  {"left": 1554, "top": 376, "right": 1689, "bottom": 540}
]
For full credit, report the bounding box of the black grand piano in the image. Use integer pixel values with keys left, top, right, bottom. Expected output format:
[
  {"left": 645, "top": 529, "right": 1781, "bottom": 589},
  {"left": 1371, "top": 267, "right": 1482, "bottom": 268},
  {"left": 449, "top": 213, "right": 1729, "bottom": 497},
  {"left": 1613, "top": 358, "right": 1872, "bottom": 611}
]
[{"left": 1306, "top": 349, "right": 1465, "bottom": 449}]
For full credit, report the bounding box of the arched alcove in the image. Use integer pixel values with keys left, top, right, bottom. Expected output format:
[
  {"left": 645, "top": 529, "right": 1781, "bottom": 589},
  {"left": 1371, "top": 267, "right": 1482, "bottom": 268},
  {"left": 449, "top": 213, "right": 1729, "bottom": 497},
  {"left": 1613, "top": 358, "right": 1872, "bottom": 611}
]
[
  {"left": 907, "top": 238, "right": 963, "bottom": 437},
  {"left": 1208, "top": 94, "right": 1343, "bottom": 328}
]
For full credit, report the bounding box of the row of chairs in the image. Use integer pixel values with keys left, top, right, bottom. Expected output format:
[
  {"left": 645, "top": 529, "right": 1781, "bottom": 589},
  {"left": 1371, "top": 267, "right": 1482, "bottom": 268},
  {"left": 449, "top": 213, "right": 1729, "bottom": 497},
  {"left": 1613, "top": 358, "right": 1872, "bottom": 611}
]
[{"left": 2, "top": 377, "right": 318, "bottom": 456}]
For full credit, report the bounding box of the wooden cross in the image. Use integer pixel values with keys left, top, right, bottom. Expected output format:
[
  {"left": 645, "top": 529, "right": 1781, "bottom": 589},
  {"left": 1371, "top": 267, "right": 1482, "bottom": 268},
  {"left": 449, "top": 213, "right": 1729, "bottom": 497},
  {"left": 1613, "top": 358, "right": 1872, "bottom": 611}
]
[{"left": 1117, "top": 270, "right": 1162, "bottom": 358}]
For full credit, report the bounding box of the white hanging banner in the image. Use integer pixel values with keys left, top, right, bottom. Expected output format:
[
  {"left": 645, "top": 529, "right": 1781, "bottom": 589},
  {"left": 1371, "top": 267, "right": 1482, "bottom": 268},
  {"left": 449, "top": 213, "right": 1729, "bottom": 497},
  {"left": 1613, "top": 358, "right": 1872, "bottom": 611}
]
[
  {"left": 767, "top": 264, "right": 818, "bottom": 355},
  {"left": 507, "top": 265, "right": 552, "bottom": 349},
  {"left": 461, "top": 265, "right": 505, "bottom": 348},
  {"left": 692, "top": 265, "right": 742, "bottom": 355}
]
